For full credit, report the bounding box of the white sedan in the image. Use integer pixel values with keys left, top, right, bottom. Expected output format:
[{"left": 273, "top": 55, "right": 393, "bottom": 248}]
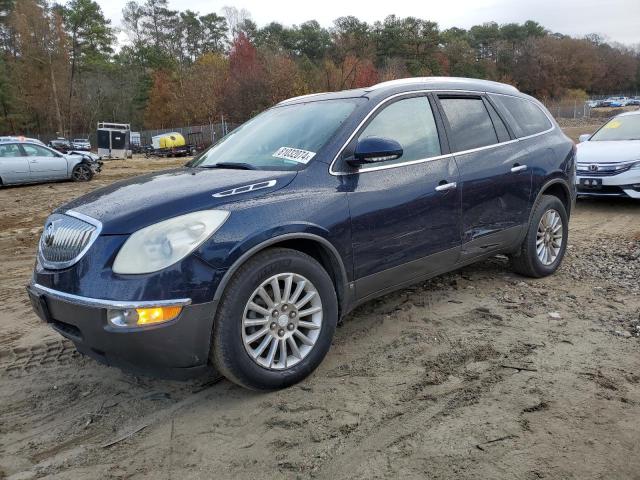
[
  {"left": 576, "top": 110, "right": 640, "bottom": 198},
  {"left": 0, "top": 140, "right": 102, "bottom": 186}
]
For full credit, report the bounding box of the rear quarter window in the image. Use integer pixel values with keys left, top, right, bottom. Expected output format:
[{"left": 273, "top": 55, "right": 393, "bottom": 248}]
[{"left": 491, "top": 95, "right": 552, "bottom": 138}]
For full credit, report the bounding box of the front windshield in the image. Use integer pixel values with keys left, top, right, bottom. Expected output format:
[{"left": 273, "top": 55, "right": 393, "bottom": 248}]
[
  {"left": 190, "top": 99, "right": 361, "bottom": 170},
  {"left": 590, "top": 115, "right": 640, "bottom": 141}
]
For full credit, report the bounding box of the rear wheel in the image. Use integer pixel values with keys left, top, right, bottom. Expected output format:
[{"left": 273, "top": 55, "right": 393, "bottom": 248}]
[
  {"left": 511, "top": 195, "right": 568, "bottom": 277},
  {"left": 211, "top": 248, "right": 338, "bottom": 390},
  {"left": 71, "top": 163, "right": 93, "bottom": 182}
]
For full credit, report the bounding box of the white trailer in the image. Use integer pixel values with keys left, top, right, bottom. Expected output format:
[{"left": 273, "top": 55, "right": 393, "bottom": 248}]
[{"left": 97, "top": 122, "right": 132, "bottom": 159}]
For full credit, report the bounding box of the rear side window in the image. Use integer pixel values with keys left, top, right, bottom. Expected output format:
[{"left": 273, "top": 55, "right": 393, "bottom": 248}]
[
  {"left": 357, "top": 96, "right": 441, "bottom": 167},
  {"left": 491, "top": 95, "right": 552, "bottom": 137},
  {"left": 0, "top": 143, "right": 22, "bottom": 157},
  {"left": 439, "top": 97, "right": 498, "bottom": 152}
]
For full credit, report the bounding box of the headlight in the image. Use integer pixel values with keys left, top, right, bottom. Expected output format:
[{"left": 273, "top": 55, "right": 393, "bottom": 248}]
[
  {"left": 631, "top": 162, "right": 640, "bottom": 170},
  {"left": 112, "top": 210, "right": 229, "bottom": 274}
]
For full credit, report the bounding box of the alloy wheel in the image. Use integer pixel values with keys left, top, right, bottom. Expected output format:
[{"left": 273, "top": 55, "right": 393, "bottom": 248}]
[
  {"left": 73, "top": 165, "right": 91, "bottom": 181},
  {"left": 242, "top": 272, "right": 323, "bottom": 370},
  {"left": 536, "top": 209, "right": 563, "bottom": 265}
]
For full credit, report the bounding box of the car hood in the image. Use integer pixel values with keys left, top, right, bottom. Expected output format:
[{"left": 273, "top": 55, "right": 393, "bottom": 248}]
[
  {"left": 59, "top": 167, "right": 297, "bottom": 234},
  {"left": 576, "top": 140, "right": 640, "bottom": 164}
]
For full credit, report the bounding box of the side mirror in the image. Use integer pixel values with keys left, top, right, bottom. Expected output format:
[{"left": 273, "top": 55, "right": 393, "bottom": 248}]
[
  {"left": 578, "top": 134, "right": 591, "bottom": 143},
  {"left": 347, "top": 137, "right": 403, "bottom": 166}
]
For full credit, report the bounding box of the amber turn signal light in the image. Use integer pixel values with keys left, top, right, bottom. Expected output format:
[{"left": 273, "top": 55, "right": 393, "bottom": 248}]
[
  {"left": 135, "top": 306, "right": 182, "bottom": 325},
  {"left": 107, "top": 306, "right": 183, "bottom": 327}
]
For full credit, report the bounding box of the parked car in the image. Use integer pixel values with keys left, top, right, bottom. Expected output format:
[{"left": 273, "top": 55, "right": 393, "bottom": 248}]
[
  {"left": 27, "top": 77, "right": 576, "bottom": 390},
  {"left": 0, "top": 135, "right": 45, "bottom": 145},
  {"left": 0, "top": 141, "right": 102, "bottom": 186},
  {"left": 48, "top": 138, "right": 72, "bottom": 153},
  {"left": 604, "top": 96, "right": 631, "bottom": 107},
  {"left": 627, "top": 97, "right": 640, "bottom": 106},
  {"left": 576, "top": 110, "right": 640, "bottom": 198},
  {"left": 71, "top": 138, "right": 91, "bottom": 151}
]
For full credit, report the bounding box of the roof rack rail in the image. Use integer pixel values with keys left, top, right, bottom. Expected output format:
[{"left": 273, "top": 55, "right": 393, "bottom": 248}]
[{"left": 365, "top": 76, "right": 519, "bottom": 92}]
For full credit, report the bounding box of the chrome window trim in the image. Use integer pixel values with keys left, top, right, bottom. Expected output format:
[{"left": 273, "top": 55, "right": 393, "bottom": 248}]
[
  {"left": 38, "top": 210, "right": 103, "bottom": 270},
  {"left": 328, "top": 89, "right": 556, "bottom": 176},
  {"left": 30, "top": 283, "right": 192, "bottom": 309}
]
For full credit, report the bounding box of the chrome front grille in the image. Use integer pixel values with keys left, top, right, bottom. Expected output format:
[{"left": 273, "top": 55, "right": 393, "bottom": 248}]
[
  {"left": 576, "top": 162, "right": 635, "bottom": 177},
  {"left": 39, "top": 212, "right": 101, "bottom": 269}
]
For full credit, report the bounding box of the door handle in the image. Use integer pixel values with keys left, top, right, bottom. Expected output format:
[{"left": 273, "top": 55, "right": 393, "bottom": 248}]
[
  {"left": 511, "top": 164, "right": 527, "bottom": 173},
  {"left": 30, "top": 159, "right": 38, "bottom": 163},
  {"left": 435, "top": 181, "right": 457, "bottom": 192}
]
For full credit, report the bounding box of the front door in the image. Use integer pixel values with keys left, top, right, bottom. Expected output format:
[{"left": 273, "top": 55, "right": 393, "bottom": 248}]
[
  {"left": 20, "top": 144, "right": 69, "bottom": 180},
  {"left": 337, "top": 94, "right": 461, "bottom": 300}
]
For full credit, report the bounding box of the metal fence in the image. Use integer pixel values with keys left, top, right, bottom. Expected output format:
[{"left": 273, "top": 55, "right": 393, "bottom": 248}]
[
  {"left": 28, "top": 121, "right": 238, "bottom": 148},
  {"left": 542, "top": 100, "right": 593, "bottom": 120},
  {"left": 137, "top": 122, "right": 239, "bottom": 147}
]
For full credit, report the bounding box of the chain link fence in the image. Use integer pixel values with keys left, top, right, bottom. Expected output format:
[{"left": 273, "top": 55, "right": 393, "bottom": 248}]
[{"left": 29, "top": 122, "right": 238, "bottom": 148}]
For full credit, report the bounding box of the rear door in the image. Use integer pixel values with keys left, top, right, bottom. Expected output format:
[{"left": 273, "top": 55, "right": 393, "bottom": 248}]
[
  {"left": 0, "top": 143, "right": 30, "bottom": 184},
  {"left": 435, "top": 94, "right": 532, "bottom": 259},
  {"left": 337, "top": 93, "right": 461, "bottom": 300},
  {"left": 20, "top": 144, "right": 69, "bottom": 180}
]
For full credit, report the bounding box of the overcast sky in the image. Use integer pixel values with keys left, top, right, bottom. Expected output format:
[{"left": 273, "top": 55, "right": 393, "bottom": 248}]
[{"left": 98, "top": 0, "right": 640, "bottom": 47}]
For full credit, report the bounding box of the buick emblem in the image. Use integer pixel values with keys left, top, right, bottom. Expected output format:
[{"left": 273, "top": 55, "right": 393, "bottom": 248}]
[
  {"left": 43, "top": 223, "right": 55, "bottom": 247},
  {"left": 588, "top": 164, "right": 599, "bottom": 172}
]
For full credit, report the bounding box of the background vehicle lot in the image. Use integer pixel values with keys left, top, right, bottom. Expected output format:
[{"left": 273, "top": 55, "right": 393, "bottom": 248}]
[{"left": 1, "top": 125, "right": 639, "bottom": 479}]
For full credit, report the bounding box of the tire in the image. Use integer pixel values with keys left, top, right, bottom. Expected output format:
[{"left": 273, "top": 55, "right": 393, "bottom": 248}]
[
  {"left": 71, "top": 163, "right": 93, "bottom": 182},
  {"left": 211, "top": 248, "right": 338, "bottom": 391},
  {"left": 511, "top": 195, "right": 568, "bottom": 278}
]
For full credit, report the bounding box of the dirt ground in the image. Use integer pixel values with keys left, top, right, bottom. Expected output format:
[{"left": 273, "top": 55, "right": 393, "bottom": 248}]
[{"left": 1, "top": 135, "right": 639, "bottom": 479}]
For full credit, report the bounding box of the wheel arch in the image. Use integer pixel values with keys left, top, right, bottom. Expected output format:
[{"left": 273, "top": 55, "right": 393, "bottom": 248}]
[
  {"left": 212, "top": 233, "right": 350, "bottom": 319},
  {"left": 534, "top": 177, "right": 573, "bottom": 218}
]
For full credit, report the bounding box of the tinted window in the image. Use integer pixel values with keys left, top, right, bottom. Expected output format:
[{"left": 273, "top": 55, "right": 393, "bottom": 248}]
[
  {"left": 492, "top": 95, "right": 552, "bottom": 137},
  {"left": 22, "top": 144, "right": 57, "bottom": 157},
  {"left": 485, "top": 100, "right": 510, "bottom": 140},
  {"left": 0, "top": 143, "right": 22, "bottom": 158},
  {"left": 440, "top": 97, "right": 498, "bottom": 152},
  {"left": 357, "top": 96, "right": 440, "bottom": 167}
]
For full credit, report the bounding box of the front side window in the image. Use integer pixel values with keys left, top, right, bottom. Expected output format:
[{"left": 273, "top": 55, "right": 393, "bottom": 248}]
[
  {"left": 440, "top": 97, "right": 498, "bottom": 152},
  {"left": 190, "top": 99, "right": 362, "bottom": 171},
  {"left": 589, "top": 114, "right": 640, "bottom": 141},
  {"left": 491, "top": 95, "right": 552, "bottom": 138},
  {"left": 22, "top": 144, "right": 58, "bottom": 157},
  {"left": 356, "top": 96, "right": 441, "bottom": 167}
]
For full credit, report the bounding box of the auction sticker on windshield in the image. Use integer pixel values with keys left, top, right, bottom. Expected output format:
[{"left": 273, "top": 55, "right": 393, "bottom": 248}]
[{"left": 273, "top": 146, "right": 316, "bottom": 164}]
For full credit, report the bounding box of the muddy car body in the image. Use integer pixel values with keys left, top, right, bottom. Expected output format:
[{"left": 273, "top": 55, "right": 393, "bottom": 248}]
[{"left": 28, "top": 77, "right": 576, "bottom": 390}]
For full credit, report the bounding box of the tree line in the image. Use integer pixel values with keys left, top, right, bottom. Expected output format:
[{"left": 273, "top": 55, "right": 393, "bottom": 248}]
[{"left": 1, "top": 0, "right": 639, "bottom": 136}]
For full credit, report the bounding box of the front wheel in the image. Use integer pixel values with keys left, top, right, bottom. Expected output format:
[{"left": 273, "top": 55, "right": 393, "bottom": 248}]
[
  {"left": 71, "top": 164, "right": 93, "bottom": 182},
  {"left": 211, "top": 248, "right": 338, "bottom": 390},
  {"left": 511, "top": 195, "right": 568, "bottom": 277}
]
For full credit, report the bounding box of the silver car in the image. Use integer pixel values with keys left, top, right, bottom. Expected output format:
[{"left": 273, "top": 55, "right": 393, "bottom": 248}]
[
  {"left": 0, "top": 141, "right": 102, "bottom": 186},
  {"left": 576, "top": 110, "right": 640, "bottom": 198}
]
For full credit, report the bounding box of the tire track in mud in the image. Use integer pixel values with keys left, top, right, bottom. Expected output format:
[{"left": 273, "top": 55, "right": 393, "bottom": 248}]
[{"left": 0, "top": 338, "right": 82, "bottom": 376}]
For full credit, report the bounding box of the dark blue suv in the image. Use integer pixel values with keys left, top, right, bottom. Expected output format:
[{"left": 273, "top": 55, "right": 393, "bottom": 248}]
[{"left": 28, "top": 77, "right": 576, "bottom": 390}]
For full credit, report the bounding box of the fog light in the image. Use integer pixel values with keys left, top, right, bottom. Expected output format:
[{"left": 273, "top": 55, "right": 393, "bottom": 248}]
[{"left": 107, "top": 306, "right": 182, "bottom": 327}]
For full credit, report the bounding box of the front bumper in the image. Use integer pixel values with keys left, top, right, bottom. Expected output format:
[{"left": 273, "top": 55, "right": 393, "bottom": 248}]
[
  {"left": 27, "top": 283, "right": 217, "bottom": 379},
  {"left": 576, "top": 169, "right": 640, "bottom": 198}
]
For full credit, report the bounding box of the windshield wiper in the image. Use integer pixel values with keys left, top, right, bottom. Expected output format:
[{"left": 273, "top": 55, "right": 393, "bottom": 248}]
[{"left": 200, "top": 162, "right": 257, "bottom": 170}]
